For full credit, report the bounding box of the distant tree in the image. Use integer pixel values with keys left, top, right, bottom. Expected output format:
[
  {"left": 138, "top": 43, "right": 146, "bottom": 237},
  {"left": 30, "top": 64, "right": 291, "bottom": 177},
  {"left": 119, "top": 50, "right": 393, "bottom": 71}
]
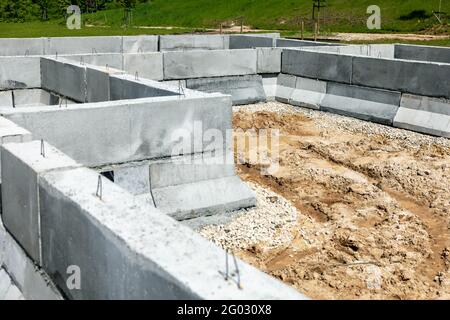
[{"left": 0, "top": 0, "right": 39, "bottom": 22}]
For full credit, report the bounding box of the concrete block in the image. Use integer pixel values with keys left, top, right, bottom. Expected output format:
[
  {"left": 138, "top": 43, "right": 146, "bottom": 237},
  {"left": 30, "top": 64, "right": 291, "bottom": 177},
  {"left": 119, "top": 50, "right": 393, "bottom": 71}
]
[
  {"left": 163, "top": 49, "right": 257, "bottom": 80},
  {"left": 229, "top": 35, "right": 275, "bottom": 49},
  {"left": 39, "top": 167, "right": 303, "bottom": 299},
  {"left": 122, "top": 35, "right": 159, "bottom": 53},
  {"left": 62, "top": 53, "right": 123, "bottom": 70},
  {"left": 152, "top": 176, "right": 256, "bottom": 220},
  {"left": 3, "top": 94, "right": 232, "bottom": 167},
  {"left": 0, "top": 117, "right": 32, "bottom": 182},
  {"left": 149, "top": 153, "right": 235, "bottom": 189},
  {"left": 86, "top": 66, "right": 110, "bottom": 103},
  {"left": 257, "top": 48, "right": 282, "bottom": 73},
  {"left": 321, "top": 83, "right": 400, "bottom": 125},
  {"left": 44, "top": 36, "right": 122, "bottom": 55},
  {"left": 40, "top": 58, "right": 86, "bottom": 102},
  {"left": 262, "top": 75, "right": 278, "bottom": 100},
  {"left": 1, "top": 141, "right": 79, "bottom": 263},
  {"left": 0, "top": 57, "right": 41, "bottom": 89},
  {"left": 186, "top": 75, "right": 266, "bottom": 105},
  {"left": 109, "top": 74, "right": 179, "bottom": 100},
  {"left": 0, "top": 38, "right": 45, "bottom": 56},
  {"left": 290, "top": 76, "right": 326, "bottom": 109},
  {"left": 275, "top": 73, "right": 296, "bottom": 103},
  {"left": 0, "top": 91, "right": 13, "bottom": 107},
  {"left": 395, "top": 44, "right": 450, "bottom": 64},
  {"left": 114, "top": 163, "right": 150, "bottom": 196},
  {"left": 393, "top": 94, "right": 450, "bottom": 137},
  {"left": 0, "top": 225, "right": 62, "bottom": 300},
  {"left": 276, "top": 38, "right": 337, "bottom": 48},
  {"left": 352, "top": 56, "right": 450, "bottom": 99},
  {"left": 160, "top": 34, "right": 228, "bottom": 51},
  {"left": 123, "top": 53, "right": 164, "bottom": 81},
  {"left": 282, "top": 49, "right": 352, "bottom": 84}
]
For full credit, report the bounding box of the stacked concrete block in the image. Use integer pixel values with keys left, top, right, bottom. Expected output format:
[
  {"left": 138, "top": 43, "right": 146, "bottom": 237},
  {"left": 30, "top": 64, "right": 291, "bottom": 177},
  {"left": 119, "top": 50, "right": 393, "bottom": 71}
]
[
  {"left": 0, "top": 117, "right": 32, "bottom": 182},
  {"left": 163, "top": 49, "right": 257, "bottom": 80},
  {"left": 257, "top": 48, "right": 282, "bottom": 73},
  {"left": 62, "top": 53, "right": 124, "bottom": 70},
  {"left": 262, "top": 75, "right": 278, "bottom": 101},
  {"left": 0, "top": 57, "right": 41, "bottom": 89},
  {"left": 394, "top": 94, "right": 450, "bottom": 137},
  {"left": 186, "top": 75, "right": 266, "bottom": 105},
  {"left": 276, "top": 74, "right": 326, "bottom": 110},
  {"left": 321, "top": 83, "right": 401, "bottom": 125},
  {"left": 37, "top": 167, "right": 297, "bottom": 299},
  {"left": 3, "top": 94, "right": 232, "bottom": 167},
  {"left": 160, "top": 34, "right": 229, "bottom": 51},
  {"left": 123, "top": 53, "right": 164, "bottom": 81},
  {"left": 44, "top": 36, "right": 123, "bottom": 55},
  {"left": 352, "top": 56, "right": 450, "bottom": 99},
  {"left": 395, "top": 44, "right": 450, "bottom": 64},
  {"left": 0, "top": 38, "right": 45, "bottom": 56},
  {"left": 0, "top": 223, "right": 62, "bottom": 300},
  {"left": 282, "top": 49, "right": 353, "bottom": 84},
  {"left": 109, "top": 74, "right": 179, "bottom": 100},
  {"left": 1, "top": 140, "right": 80, "bottom": 263},
  {"left": 122, "top": 35, "right": 159, "bottom": 53},
  {"left": 229, "top": 35, "right": 275, "bottom": 49},
  {"left": 276, "top": 38, "right": 337, "bottom": 48}
]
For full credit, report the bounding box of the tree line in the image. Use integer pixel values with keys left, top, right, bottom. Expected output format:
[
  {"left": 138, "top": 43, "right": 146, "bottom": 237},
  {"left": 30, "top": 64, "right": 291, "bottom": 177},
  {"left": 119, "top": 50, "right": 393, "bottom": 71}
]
[{"left": 0, "top": 0, "right": 148, "bottom": 22}]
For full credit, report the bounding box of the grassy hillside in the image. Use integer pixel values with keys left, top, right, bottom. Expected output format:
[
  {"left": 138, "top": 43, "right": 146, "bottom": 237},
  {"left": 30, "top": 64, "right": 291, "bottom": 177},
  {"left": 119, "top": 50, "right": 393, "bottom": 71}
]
[{"left": 84, "top": 0, "right": 450, "bottom": 33}]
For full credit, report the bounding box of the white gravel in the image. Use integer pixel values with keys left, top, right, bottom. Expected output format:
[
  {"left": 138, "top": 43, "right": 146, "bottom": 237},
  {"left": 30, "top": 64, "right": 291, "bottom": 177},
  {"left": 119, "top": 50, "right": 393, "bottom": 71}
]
[{"left": 199, "top": 181, "right": 299, "bottom": 251}]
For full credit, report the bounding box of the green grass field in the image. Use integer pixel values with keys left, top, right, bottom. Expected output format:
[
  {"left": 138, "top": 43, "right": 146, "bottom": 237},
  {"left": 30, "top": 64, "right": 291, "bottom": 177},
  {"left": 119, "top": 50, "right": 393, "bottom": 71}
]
[{"left": 0, "top": 0, "right": 449, "bottom": 46}]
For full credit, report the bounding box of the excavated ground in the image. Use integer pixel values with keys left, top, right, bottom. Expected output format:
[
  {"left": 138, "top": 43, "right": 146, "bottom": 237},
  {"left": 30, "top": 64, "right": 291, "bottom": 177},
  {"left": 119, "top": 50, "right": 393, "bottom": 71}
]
[{"left": 200, "top": 102, "right": 450, "bottom": 300}]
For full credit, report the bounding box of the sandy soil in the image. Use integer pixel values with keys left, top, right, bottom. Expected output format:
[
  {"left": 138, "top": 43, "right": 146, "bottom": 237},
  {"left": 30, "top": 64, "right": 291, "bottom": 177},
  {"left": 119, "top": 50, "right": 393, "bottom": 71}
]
[{"left": 200, "top": 103, "right": 450, "bottom": 300}]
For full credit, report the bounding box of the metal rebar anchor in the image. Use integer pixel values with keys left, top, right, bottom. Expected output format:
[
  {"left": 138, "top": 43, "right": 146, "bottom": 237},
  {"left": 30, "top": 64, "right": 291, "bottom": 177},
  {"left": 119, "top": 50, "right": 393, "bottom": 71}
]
[
  {"left": 220, "top": 249, "right": 243, "bottom": 289},
  {"left": 96, "top": 175, "right": 103, "bottom": 200}
]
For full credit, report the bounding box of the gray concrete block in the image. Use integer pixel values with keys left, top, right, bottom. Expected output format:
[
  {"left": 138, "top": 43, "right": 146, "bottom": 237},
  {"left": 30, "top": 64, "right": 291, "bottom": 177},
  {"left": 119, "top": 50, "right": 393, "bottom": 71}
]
[
  {"left": 0, "top": 91, "right": 13, "bottom": 107},
  {"left": 290, "top": 76, "right": 326, "bottom": 109},
  {"left": 0, "top": 57, "right": 41, "bottom": 89},
  {"left": 275, "top": 73, "right": 296, "bottom": 103},
  {"left": 3, "top": 95, "right": 232, "bottom": 167},
  {"left": 40, "top": 58, "right": 86, "bottom": 102},
  {"left": 114, "top": 163, "right": 150, "bottom": 196},
  {"left": 163, "top": 49, "right": 257, "bottom": 80},
  {"left": 160, "top": 34, "right": 228, "bottom": 51},
  {"left": 62, "top": 53, "right": 124, "bottom": 70},
  {"left": 123, "top": 53, "right": 164, "bottom": 81},
  {"left": 1, "top": 141, "right": 79, "bottom": 263},
  {"left": 186, "top": 75, "right": 266, "bottom": 105},
  {"left": 86, "top": 66, "right": 110, "bottom": 103},
  {"left": 262, "top": 75, "right": 278, "bottom": 100},
  {"left": 0, "top": 38, "right": 45, "bottom": 56},
  {"left": 0, "top": 117, "right": 33, "bottom": 182},
  {"left": 393, "top": 94, "right": 450, "bottom": 137},
  {"left": 400, "top": 94, "right": 450, "bottom": 116},
  {"left": 149, "top": 153, "right": 235, "bottom": 189},
  {"left": 352, "top": 56, "right": 450, "bottom": 99},
  {"left": 109, "top": 74, "right": 179, "bottom": 100},
  {"left": 44, "top": 36, "right": 122, "bottom": 55},
  {"left": 257, "top": 48, "right": 282, "bottom": 73},
  {"left": 395, "top": 44, "right": 450, "bottom": 64},
  {"left": 229, "top": 35, "right": 275, "bottom": 49},
  {"left": 276, "top": 38, "right": 337, "bottom": 48},
  {"left": 394, "top": 107, "right": 450, "bottom": 138},
  {"left": 0, "top": 225, "right": 62, "bottom": 300},
  {"left": 153, "top": 176, "right": 256, "bottom": 220},
  {"left": 122, "top": 35, "right": 159, "bottom": 53},
  {"left": 321, "top": 83, "right": 400, "bottom": 125},
  {"left": 282, "top": 49, "right": 352, "bottom": 84},
  {"left": 39, "top": 167, "right": 304, "bottom": 299}
]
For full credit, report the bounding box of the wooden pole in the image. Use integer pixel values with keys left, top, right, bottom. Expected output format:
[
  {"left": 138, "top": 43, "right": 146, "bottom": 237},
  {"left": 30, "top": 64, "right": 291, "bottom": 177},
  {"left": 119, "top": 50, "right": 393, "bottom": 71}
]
[
  {"left": 314, "top": 22, "right": 318, "bottom": 41},
  {"left": 240, "top": 18, "right": 244, "bottom": 33},
  {"left": 301, "top": 20, "right": 304, "bottom": 40}
]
